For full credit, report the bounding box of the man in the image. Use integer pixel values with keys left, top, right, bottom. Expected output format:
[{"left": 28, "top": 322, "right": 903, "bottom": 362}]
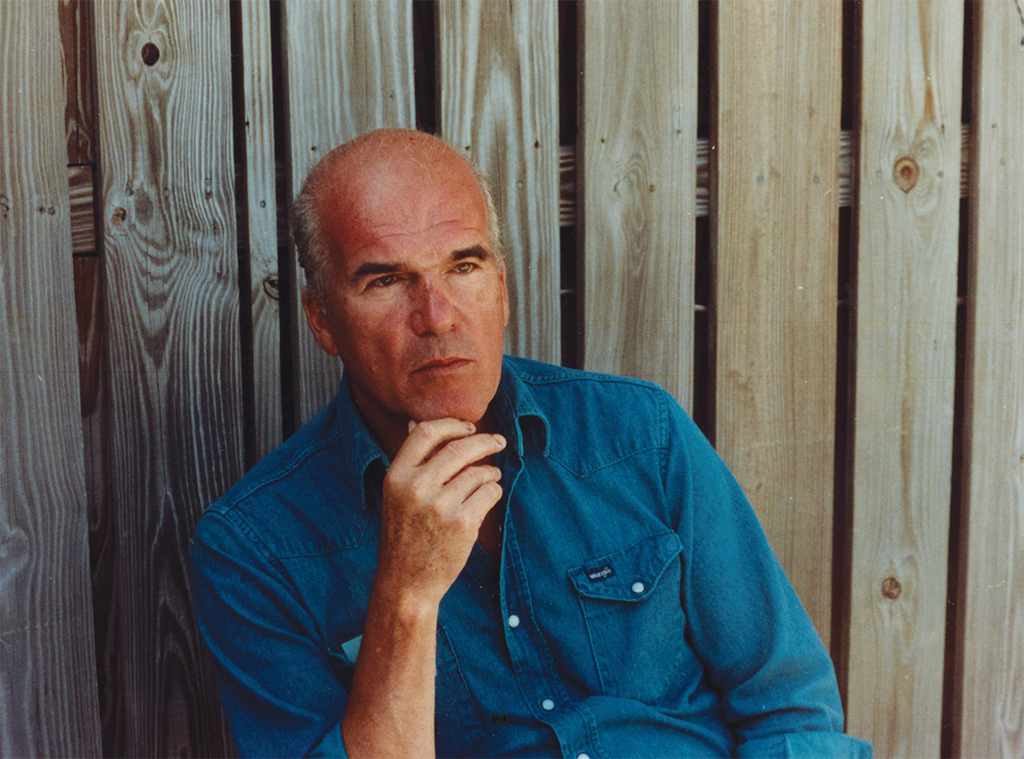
[{"left": 191, "top": 129, "right": 871, "bottom": 758}]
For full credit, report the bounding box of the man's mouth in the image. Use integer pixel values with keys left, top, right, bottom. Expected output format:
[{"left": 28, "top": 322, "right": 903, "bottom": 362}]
[{"left": 412, "top": 357, "right": 471, "bottom": 375}]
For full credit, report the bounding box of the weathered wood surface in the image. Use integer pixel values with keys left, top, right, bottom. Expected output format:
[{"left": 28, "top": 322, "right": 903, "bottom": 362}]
[
  {"left": 845, "top": 1, "right": 964, "bottom": 755},
  {"left": 439, "top": 0, "right": 561, "bottom": 364},
  {"left": 241, "top": 0, "right": 282, "bottom": 462},
  {"left": 284, "top": 0, "right": 416, "bottom": 425},
  {"left": 713, "top": 0, "right": 842, "bottom": 642},
  {"left": 579, "top": 0, "right": 698, "bottom": 408},
  {"left": 0, "top": 1, "right": 103, "bottom": 756},
  {"left": 67, "top": 130, "right": 977, "bottom": 255},
  {"left": 94, "top": 0, "right": 242, "bottom": 754},
  {"left": 956, "top": 2, "right": 1024, "bottom": 756}
]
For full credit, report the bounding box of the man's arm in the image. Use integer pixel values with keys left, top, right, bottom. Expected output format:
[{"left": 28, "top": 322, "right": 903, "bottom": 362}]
[
  {"left": 339, "top": 419, "right": 505, "bottom": 758},
  {"left": 663, "top": 397, "right": 871, "bottom": 757},
  {"left": 190, "top": 419, "right": 504, "bottom": 758}
]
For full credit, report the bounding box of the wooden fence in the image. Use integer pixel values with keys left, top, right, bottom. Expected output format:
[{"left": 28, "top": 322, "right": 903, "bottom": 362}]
[{"left": 1, "top": 0, "right": 1021, "bottom": 756}]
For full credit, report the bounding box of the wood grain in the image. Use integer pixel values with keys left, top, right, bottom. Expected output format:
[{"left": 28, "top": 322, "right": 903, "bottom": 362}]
[
  {"left": 579, "top": 0, "right": 698, "bottom": 408},
  {"left": 94, "top": 0, "right": 242, "bottom": 754},
  {"left": 240, "top": 0, "right": 281, "bottom": 461},
  {"left": 0, "top": 1, "right": 102, "bottom": 755},
  {"left": 714, "top": 0, "right": 842, "bottom": 641},
  {"left": 439, "top": 0, "right": 561, "bottom": 364},
  {"left": 66, "top": 130, "right": 976, "bottom": 254},
  {"left": 283, "top": 0, "right": 416, "bottom": 424},
  {"left": 846, "top": 1, "right": 964, "bottom": 755},
  {"left": 956, "top": 2, "right": 1024, "bottom": 756}
]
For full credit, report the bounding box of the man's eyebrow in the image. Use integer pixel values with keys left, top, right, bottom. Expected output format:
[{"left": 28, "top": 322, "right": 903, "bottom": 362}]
[
  {"left": 451, "top": 245, "right": 493, "bottom": 263},
  {"left": 350, "top": 260, "right": 408, "bottom": 282},
  {"left": 349, "top": 246, "right": 494, "bottom": 283}
]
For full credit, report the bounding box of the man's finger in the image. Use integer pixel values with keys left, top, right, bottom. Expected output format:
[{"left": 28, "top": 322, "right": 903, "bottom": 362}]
[
  {"left": 392, "top": 418, "right": 477, "bottom": 467},
  {"left": 427, "top": 433, "right": 506, "bottom": 484},
  {"left": 459, "top": 480, "right": 504, "bottom": 524},
  {"left": 444, "top": 464, "right": 503, "bottom": 507}
]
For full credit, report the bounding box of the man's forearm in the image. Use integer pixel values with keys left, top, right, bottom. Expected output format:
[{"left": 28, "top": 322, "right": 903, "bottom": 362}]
[
  {"left": 341, "top": 580, "right": 440, "bottom": 758},
  {"left": 340, "top": 419, "right": 505, "bottom": 757}
]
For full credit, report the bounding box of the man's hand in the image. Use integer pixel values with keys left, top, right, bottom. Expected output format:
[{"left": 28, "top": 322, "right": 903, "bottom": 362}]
[
  {"left": 342, "top": 418, "right": 505, "bottom": 758},
  {"left": 374, "top": 418, "right": 506, "bottom": 611}
]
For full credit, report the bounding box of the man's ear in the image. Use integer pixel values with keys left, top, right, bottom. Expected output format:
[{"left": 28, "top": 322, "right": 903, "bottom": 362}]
[{"left": 302, "top": 290, "right": 341, "bottom": 357}]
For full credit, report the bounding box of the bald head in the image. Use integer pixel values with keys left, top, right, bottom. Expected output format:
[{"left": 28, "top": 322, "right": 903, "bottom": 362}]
[{"left": 293, "top": 129, "right": 502, "bottom": 303}]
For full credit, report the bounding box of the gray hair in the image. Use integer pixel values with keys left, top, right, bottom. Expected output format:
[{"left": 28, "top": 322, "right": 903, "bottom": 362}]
[{"left": 292, "top": 141, "right": 503, "bottom": 306}]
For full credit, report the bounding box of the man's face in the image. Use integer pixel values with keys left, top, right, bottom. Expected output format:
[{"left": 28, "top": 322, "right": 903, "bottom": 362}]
[{"left": 303, "top": 143, "right": 509, "bottom": 442}]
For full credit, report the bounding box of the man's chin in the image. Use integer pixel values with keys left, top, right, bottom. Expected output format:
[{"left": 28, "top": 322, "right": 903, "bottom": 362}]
[
  {"left": 405, "top": 376, "right": 499, "bottom": 426},
  {"left": 409, "top": 405, "right": 487, "bottom": 426}
]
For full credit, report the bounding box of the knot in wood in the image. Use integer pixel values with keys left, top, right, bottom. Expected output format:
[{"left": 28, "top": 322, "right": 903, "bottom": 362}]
[
  {"left": 141, "top": 42, "right": 160, "bottom": 66},
  {"left": 881, "top": 575, "right": 902, "bottom": 600},
  {"left": 263, "top": 274, "right": 280, "bottom": 300},
  {"left": 111, "top": 207, "right": 127, "bottom": 228},
  {"left": 893, "top": 157, "right": 920, "bottom": 193}
]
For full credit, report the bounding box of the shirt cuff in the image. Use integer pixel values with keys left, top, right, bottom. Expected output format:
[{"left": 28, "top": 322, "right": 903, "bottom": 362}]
[{"left": 737, "top": 731, "right": 873, "bottom": 758}]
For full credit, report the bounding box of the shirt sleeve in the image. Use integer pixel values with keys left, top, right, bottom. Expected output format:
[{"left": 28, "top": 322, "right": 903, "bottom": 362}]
[
  {"left": 662, "top": 395, "right": 872, "bottom": 758},
  {"left": 190, "top": 510, "right": 351, "bottom": 758}
]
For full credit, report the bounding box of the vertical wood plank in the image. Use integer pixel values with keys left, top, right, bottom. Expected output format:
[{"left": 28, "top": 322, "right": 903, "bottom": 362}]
[
  {"left": 957, "top": 1, "right": 1024, "bottom": 756},
  {"left": 714, "top": 0, "right": 843, "bottom": 640},
  {"left": 241, "top": 0, "right": 281, "bottom": 460},
  {"left": 94, "top": 0, "right": 242, "bottom": 754},
  {"left": 284, "top": 0, "right": 415, "bottom": 424},
  {"left": 0, "top": 1, "right": 102, "bottom": 755},
  {"left": 438, "top": 0, "right": 561, "bottom": 364},
  {"left": 846, "top": 1, "right": 964, "bottom": 755},
  {"left": 579, "top": 0, "right": 698, "bottom": 408}
]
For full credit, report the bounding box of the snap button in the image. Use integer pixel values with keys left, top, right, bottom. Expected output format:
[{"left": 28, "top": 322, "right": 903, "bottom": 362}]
[
  {"left": 631, "top": 581, "right": 645, "bottom": 594},
  {"left": 541, "top": 698, "right": 555, "bottom": 711},
  {"left": 577, "top": 754, "right": 591, "bottom": 759},
  {"left": 508, "top": 614, "right": 520, "bottom": 628}
]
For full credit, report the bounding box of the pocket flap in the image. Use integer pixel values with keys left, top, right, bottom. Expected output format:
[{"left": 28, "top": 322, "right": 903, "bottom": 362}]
[{"left": 568, "top": 531, "right": 682, "bottom": 601}]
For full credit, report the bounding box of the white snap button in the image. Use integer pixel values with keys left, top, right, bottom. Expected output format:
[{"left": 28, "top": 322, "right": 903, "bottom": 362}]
[
  {"left": 541, "top": 698, "right": 555, "bottom": 711},
  {"left": 631, "top": 581, "right": 645, "bottom": 594},
  {"left": 508, "top": 614, "right": 520, "bottom": 628},
  {"left": 577, "top": 754, "right": 591, "bottom": 759}
]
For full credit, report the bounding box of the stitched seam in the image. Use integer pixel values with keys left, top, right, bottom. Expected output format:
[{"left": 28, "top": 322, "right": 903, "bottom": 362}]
[{"left": 547, "top": 444, "right": 666, "bottom": 478}]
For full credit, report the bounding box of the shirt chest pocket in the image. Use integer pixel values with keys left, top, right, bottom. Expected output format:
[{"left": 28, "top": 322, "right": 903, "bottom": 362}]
[{"left": 568, "top": 531, "right": 689, "bottom": 704}]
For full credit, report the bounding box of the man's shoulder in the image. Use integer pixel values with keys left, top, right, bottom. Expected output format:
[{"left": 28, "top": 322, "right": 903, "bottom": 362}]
[
  {"left": 505, "top": 355, "right": 673, "bottom": 413},
  {"left": 505, "top": 355, "right": 666, "bottom": 395},
  {"left": 503, "top": 356, "right": 679, "bottom": 461},
  {"left": 197, "top": 392, "right": 374, "bottom": 560}
]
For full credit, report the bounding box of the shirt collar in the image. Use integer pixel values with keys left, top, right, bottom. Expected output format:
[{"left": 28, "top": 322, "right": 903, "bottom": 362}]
[
  {"left": 328, "top": 375, "right": 388, "bottom": 512},
  {"left": 331, "top": 356, "right": 552, "bottom": 510},
  {"left": 492, "top": 357, "right": 551, "bottom": 459}
]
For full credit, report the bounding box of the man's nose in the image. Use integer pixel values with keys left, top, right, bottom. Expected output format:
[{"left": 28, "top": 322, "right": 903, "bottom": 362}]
[{"left": 410, "top": 275, "right": 457, "bottom": 335}]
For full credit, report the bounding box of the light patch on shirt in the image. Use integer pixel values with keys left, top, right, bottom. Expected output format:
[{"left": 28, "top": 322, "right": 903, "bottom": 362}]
[{"left": 340, "top": 635, "right": 362, "bottom": 662}]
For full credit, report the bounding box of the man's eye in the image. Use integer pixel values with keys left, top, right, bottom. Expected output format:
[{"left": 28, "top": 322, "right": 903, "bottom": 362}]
[
  {"left": 454, "top": 262, "right": 477, "bottom": 274},
  {"left": 370, "top": 274, "right": 398, "bottom": 288}
]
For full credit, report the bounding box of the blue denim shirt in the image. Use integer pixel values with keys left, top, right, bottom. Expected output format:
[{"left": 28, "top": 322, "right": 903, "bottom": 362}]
[{"left": 191, "top": 357, "right": 871, "bottom": 758}]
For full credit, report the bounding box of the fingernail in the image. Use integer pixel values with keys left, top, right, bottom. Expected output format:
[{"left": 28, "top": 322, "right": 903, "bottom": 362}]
[
  {"left": 408, "top": 420, "right": 417, "bottom": 432},
  {"left": 495, "top": 434, "right": 506, "bottom": 447}
]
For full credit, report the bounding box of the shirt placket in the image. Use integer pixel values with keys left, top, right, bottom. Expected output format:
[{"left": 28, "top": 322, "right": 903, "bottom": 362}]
[{"left": 500, "top": 509, "right": 605, "bottom": 759}]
